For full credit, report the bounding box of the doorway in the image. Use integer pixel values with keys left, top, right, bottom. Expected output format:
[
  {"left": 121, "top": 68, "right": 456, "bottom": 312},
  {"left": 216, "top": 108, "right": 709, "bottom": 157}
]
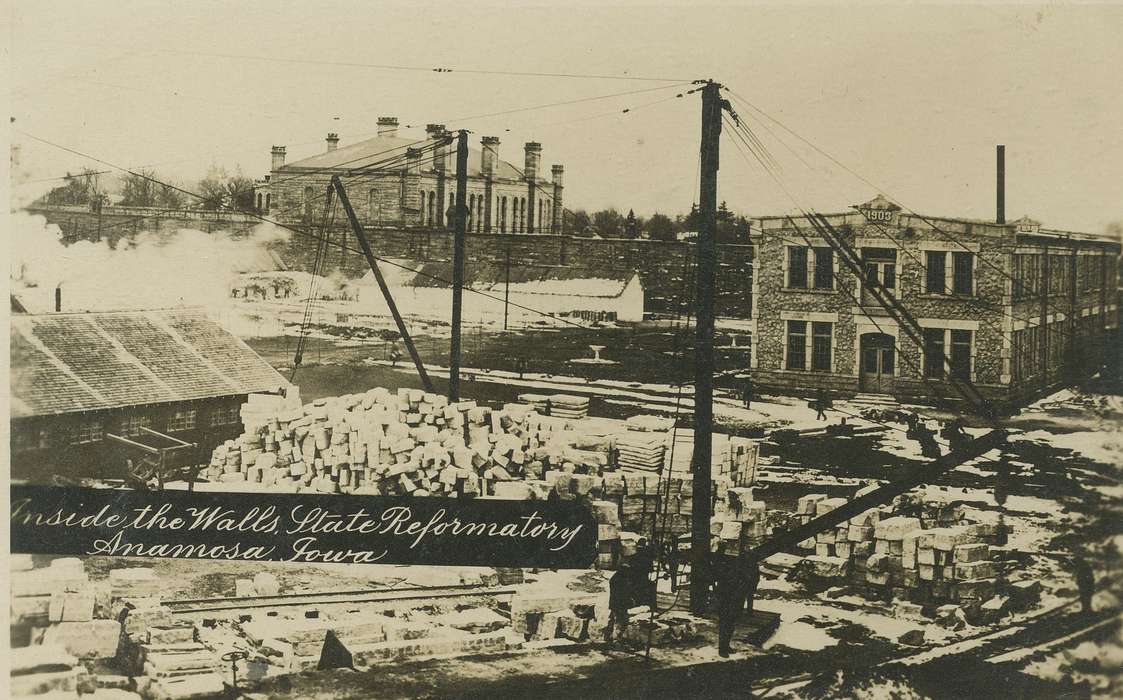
[{"left": 859, "top": 332, "right": 896, "bottom": 393}]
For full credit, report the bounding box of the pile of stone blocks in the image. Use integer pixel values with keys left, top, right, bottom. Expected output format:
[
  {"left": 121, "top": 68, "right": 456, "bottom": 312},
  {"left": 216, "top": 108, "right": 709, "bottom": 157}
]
[
  {"left": 10, "top": 558, "right": 125, "bottom": 664},
  {"left": 207, "top": 387, "right": 612, "bottom": 496},
  {"left": 712, "top": 487, "right": 768, "bottom": 555},
  {"left": 519, "top": 393, "right": 590, "bottom": 420},
  {"left": 791, "top": 492, "right": 1007, "bottom": 609}
]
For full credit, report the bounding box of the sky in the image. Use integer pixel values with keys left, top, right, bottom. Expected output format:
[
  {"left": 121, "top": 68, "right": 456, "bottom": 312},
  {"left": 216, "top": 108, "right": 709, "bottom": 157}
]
[{"left": 8, "top": 1, "right": 1123, "bottom": 234}]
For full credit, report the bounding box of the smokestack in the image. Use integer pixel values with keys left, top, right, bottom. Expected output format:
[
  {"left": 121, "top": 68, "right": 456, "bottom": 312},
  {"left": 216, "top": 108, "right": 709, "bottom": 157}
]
[
  {"left": 326, "top": 133, "right": 339, "bottom": 152},
  {"left": 524, "top": 142, "right": 542, "bottom": 182},
  {"left": 377, "top": 117, "right": 399, "bottom": 138},
  {"left": 426, "top": 124, "right": 448, "bottom": 171},
  {"left": 55, "top": 285, "right": 62, "bottom": 312},
  {"left": 271, "top": 146, "right": 286, "bottom": 171},
  {"left": 996, "top": 144, "right": 1005, "bottom": 225},
  {"left": 481, "top": 136, "right": 500, "bottom": 176}
]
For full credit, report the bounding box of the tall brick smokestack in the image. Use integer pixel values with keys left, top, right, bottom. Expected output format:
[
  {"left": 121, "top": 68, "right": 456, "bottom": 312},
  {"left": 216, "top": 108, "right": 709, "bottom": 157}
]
[
  {"left": 996, "top": 144, "right": 1005, "bottom": 225},
  {"left": 481, "top": 136, "right": 500, "bottom": 176},
  {"left": 551, "top": 164, "right": 564, "bottom": 234}
]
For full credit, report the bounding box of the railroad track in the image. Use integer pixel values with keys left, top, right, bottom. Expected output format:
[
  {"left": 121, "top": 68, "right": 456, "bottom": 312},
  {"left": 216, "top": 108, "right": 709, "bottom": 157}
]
[{"left": 163, "top": 583, "right": 517, "bottom": 615}]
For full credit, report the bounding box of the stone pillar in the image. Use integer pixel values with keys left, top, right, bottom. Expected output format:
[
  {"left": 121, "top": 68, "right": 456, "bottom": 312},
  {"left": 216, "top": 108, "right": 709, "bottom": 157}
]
[
  {"left": 482, "top": 136, "right": 499, "bottom": 233},
  {"left": 524, "top": 142, "right": 541, "bottom": 233},
  {"left": 551, "top": 164, "right": 564, "bottom": 234}
]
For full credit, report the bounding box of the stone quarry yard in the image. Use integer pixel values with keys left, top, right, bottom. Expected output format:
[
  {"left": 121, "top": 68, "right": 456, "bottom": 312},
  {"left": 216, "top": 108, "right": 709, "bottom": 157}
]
[{"left": 11, "top": 325, "right": 1122, "bottom": 699}]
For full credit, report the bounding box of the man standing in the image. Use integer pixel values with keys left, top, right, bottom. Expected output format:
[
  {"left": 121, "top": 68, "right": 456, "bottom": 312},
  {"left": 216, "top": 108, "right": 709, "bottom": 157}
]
[
  {"left": 604, "top": 566, "right": 633, "bottom": 644},
  {"left": 814, "top": 388, "right": 829, "bottom": 421},
  {"left": 742, "top": 376, "right": 754, "bottom": 410},
  {"left": 714, "top": 550, "right": 761, "bottom": 657},
  {"left": 1074, "top": 554, "right": 1095, "bottom": 614}
]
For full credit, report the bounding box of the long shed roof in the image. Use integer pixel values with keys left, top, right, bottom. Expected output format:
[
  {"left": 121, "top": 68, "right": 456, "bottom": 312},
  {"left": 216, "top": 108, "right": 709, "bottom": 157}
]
[{"left": 10, "top": 308, "right": 287, "bottom": 418}]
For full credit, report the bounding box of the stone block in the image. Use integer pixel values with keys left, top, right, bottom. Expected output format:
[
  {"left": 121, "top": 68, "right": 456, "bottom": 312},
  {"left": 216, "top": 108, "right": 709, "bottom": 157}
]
[
  {"left": 874, "top": 516, "right": 922, "bottom": 541},
  {"left": 42, "top": 619, "right": 122, "bottom": 659},
  {"left": 50, "top": 589, "right": 96, "bottom": 623},
  {"left": 953, "top": 544, "right": 990, "bottom": 563},
  {"left": 954, "top": 561, "right": 997, "bottom": 581}
]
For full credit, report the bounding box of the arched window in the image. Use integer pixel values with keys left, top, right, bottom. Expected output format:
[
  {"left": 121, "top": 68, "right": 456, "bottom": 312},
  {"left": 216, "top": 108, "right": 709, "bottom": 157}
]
[
  {"left": 538, "top": 200, "right": 544, "bottom": 233},
  {"left": 520, "top": 197, "right": 527, "bottom": 232},
  {"left": 419, "top": 189, "right": 425, "bottom": 224},
  {"left": 511, "top": 198, "right": 518, "bottom": 232},
  {"left": 476, "top": 195, "right": 483, "bottom": 232},
  {"left": 265, "top": 193, "right": 271, "bottom": 211},
  {"left": 500, "top": 196, "right": 507, "bottom": 233},
  {"left": 256, "top": 193, "right": 263, "bottom": 211},
  {"left": 427, "top": 191, "right": 435, "bottom": 226}
]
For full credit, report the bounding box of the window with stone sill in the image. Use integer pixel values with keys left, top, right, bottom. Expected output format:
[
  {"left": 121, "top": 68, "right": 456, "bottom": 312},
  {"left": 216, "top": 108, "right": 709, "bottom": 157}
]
[
  {"left": 211, "top": 404, "right": 241, "bottom": 427},
  {"left": 71, "top": 418, "right": 103, "bottom": 445}
]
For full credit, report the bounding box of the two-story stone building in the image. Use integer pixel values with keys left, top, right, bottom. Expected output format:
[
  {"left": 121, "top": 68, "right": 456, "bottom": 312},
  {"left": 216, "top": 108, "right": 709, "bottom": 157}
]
[
  {"left": 259, "top": 117, "right": 565, "bottom": 234},
  {"left": 748, "top": 196, "right": 1119, "bottom": 409}
]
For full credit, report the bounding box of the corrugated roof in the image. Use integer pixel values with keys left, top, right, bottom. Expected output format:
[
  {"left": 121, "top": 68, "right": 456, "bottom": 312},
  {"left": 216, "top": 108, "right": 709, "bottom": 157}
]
[
  {"left": 281, "top": 135, "right": 527, "bottom": 181},
  {"left": 10, "top": 308, "right": 288, "bottom": 418}
]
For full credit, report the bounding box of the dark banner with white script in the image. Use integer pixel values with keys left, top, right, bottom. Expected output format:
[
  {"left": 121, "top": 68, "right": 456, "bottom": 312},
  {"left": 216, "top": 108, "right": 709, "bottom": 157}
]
[{"left": 10, "top": 485, "right": 597, "bottom": 568}]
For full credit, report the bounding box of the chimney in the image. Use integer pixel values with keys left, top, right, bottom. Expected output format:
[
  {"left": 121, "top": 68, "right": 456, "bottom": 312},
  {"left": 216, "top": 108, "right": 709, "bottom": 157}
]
[
  {"left": 481, "top": 136, "right": 500, "bottom": 176},
  {"left": 377, "top": 117, "right": 399, "bottom": 138},
  {"left": 551, "top": 164, "right": 565, "bottom": 234},
  {"left": 55, "top": 284, "right": 62, "bottom": 312},
  {"left": 326, "top": 133, "right": 339, "bottom": 152},
  {"left": 524, "top": 142, "right": 542, "bottom": 182},
  {"left": 271, "top": 145, "right": 286, "bottom": 171},
  {"left": 426, "top": 124, "right": 448, "bottom": 171},
  {"left": 996, "top": 144, "right": 1005, "bottom": 225},
  {"left": 405, "top": 147, "right": 421, "bottom": 174}
]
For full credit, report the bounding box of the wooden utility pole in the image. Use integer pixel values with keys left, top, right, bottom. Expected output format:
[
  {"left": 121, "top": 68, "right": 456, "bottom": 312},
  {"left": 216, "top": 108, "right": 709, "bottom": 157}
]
[
  {"left": 450, "top": 130, "right": 469, "bottom": 402},
  {"left": 690, "top": 80, "right": 722, "bottom": 614}
]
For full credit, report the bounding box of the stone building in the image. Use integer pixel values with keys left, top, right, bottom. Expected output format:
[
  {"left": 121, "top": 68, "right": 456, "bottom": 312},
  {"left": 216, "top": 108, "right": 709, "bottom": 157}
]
[
  {"left": 261, "top": 117, "right": 565, "bottom": 234},
  {"left": 748, "top": 195, "right": 1120, "bottom": 408}
]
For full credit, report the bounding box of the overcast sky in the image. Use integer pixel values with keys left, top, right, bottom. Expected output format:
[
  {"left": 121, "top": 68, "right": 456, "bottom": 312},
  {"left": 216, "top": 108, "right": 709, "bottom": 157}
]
[{"left": 9, "top": 1, "right": 1123, "bottom": 233}]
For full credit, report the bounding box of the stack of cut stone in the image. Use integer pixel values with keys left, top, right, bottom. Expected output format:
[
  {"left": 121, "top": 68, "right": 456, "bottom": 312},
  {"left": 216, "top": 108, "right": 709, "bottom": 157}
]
[
  {"left": 518, "top": 393, "right": 590, "bottom": 419},
  {"left": 713, "top": 487, "right": 768, "bottom": 556},
  {"left": 608, "top": 472, "right": 662, "bottom": 536},
  {"left": 590, "top": 500, "right": 622, "bottom": 569},
  {"left": 791, "top": 493, "right": 1006, "bottom": 608},
  {"left": 10, "top": 558, "right": 125, "bottom": 669},
  {"left": 614, "top": 432, "right": 667, "bottom": 472},
  {"left": 206, "top": 387, "right": 611, "bottom": 496}
]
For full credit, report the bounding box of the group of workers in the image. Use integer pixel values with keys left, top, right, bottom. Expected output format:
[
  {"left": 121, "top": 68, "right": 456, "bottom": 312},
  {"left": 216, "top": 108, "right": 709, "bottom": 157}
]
[{"left": 605, "top": 540, "right": 762, "bottom": 658}]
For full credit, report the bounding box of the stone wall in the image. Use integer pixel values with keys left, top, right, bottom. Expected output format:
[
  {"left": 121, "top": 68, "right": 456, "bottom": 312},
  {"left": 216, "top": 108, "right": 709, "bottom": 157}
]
[{"left": 271, "top": 226, "right": 755, "bottom": 318}]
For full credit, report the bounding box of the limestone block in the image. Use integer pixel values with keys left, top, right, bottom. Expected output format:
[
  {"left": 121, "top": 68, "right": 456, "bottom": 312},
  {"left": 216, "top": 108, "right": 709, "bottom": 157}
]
[
  {"left": 49, "top": 589, "right": 95, "bottom": 622},
  {"left": 874, "top": 516, "right": 923, "bottom": 541},
  {"left": 953, "top": 544, "right": 990, "bottom": 563},
  {"left": 42, "top": 620, "right": 122, "bottom": 659}
]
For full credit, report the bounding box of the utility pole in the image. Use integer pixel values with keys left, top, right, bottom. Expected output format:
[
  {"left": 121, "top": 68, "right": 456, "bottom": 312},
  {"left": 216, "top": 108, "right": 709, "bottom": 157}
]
[
  {"left": 450, "top": 130, "right": 469, "bottom": 402},
  {"left": 503, "top": 244, "right": 512, "bottom": 331},
  {"left": 690, "top": 80, "right": 722, "bottom": 615}
]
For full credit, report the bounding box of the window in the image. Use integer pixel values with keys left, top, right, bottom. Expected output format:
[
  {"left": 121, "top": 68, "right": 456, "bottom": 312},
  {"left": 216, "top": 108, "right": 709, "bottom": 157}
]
[
  {"left": 950, "top": 330, "right": 972, "bottom": 380},
  {"left": 787, "top": 247, "right": 808, "bottom": 288},
  {"left": 811, "top": 322, "right": 832, "bottom": 371},
  {"left": 167, "top": 408, "right": 197, "bottom": 432},
  {"left": 1013, "top": 254, "right": 1041, "bottom": 300},
  {"left": 120, "top": 414, "right": 151, "bottom": 438},
  {"left": 813, "top": 248, "right": 833, "bottom": 289},
  {"left": 952, "top": 252, "right": 974, "bottom": 295},
  {"left": 925, "top": 251, "right": 946, "bottom": 293},
  {"left": 923, "top": 328, "right": 945, "bottom": 378},
  {"left": 12, "top": 424, "right": 48, "bottom": 453},
  {"left": 785, "top": 321, "right": 807, "bottom": 370},
  {"left": 71, "top": 418, "right": 103, "bottom": 445},
  {"left": 211, "top": 404, "right": 241, "bottom": 427}
]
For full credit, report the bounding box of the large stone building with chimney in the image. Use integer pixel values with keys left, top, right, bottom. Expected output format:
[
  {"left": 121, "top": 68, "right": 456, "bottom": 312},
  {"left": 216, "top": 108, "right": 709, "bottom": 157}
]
[
  {"left": 257, "top": 117, "right": 565, "bottom": 234},
  {"left": 748, "top": 195, "right": 1119, "bottom": 408}
]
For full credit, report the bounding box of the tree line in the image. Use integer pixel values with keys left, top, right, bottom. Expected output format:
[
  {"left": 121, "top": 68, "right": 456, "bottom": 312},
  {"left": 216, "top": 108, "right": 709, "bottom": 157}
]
[
  {"left": 564, "top": 202, "right": 751, "bottom": 243},
  {"left": 38, "top": 166, "right": 256, "bottom": 211}
]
